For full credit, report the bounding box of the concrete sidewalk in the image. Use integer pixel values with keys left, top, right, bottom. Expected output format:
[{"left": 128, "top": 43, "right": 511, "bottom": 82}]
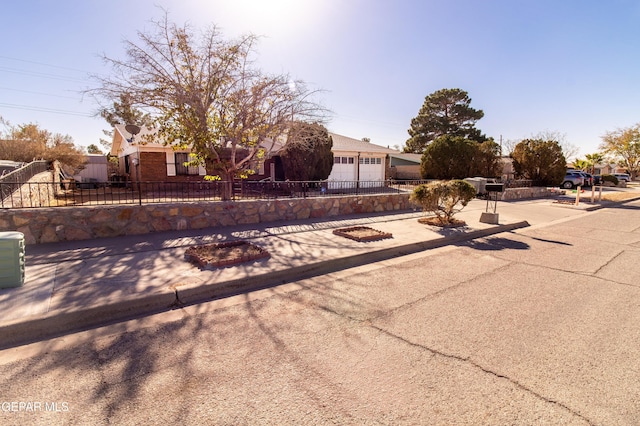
[{"left": 0, "top": 198, "right": 596, "bottom": 348}]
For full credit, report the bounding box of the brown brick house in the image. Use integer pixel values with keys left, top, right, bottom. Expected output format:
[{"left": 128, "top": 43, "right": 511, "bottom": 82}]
[
  {"left": 110, "top": 125, "right": 399, "bottom": 183},
  {"left": 110, "top": 124, "right": 206, "bottom": 183}
]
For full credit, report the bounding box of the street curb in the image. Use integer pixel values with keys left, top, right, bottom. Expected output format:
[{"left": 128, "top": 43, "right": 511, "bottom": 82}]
[
  {"left": 176, "top": 221, "right": 531, "bottom": 305},
  {"left": 0, "top": 289, "right": 177, "bottom": 350},
  {"left": 551, "top": 202, "right": 603, "bottom": 211},
  {"left": 0, "top": 220, "right": 529, "bottom": 350}
]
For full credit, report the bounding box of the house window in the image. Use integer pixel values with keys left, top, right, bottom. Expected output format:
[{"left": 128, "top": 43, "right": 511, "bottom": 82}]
[
  {"left": 376, "top": 158, "right": 382, "bottom": 165},
  {"left": 175, "top": 153, "right": 199, "bottom": 175},
  {"left": 336, "top": 156, "right": 354, "bottom": 164}
]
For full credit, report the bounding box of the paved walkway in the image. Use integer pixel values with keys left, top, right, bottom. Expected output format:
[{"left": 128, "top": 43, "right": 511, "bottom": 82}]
[{"left": 0, "top": 197, "right": 605, "bottom": 348}]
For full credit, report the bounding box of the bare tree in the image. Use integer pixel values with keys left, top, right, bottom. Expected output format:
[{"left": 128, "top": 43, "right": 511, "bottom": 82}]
[
  {"left": 91, "top": 12, "right": 326, "bottom": 199},
  {"left": 531, "top": 130, "right": 578, "bottom": 162},
  {"left": 501, "top": 138, "right": 519, "bottom": 156},
  {"left": 600, "top": 123, "right": 640, "bottom": 179}
]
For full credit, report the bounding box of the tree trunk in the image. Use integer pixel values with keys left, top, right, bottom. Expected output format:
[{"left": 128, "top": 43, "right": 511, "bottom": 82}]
[
  {"left": 204, "top": 159, "right": 234, "bottom": 201},
  {"left": 220, "top": 173, "right": 233, "bottom": 201}
]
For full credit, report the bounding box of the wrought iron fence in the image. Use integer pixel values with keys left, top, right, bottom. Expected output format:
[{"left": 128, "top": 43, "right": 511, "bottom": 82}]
[
  {"left": 0, "top": 161, "right": 50, "bottom": 207},
  {"left": 0, "top": 160, "right": 49, "bottom": 183},
  {"left": 1, "top": 179, "right": 430, "bottom": 209}
]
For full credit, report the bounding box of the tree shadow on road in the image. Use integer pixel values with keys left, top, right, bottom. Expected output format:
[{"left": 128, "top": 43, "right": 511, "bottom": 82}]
[
  {"left": 458, "top": 237, "right": 530, "bottom": 251},
  {"left": 524, "top": 236, "right": 572, "bottom": 246}
]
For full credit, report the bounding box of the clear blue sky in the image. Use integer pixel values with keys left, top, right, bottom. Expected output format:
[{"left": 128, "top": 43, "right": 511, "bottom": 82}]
[{"left": 1, "top": 0, "right": 639, "bottom": 158}]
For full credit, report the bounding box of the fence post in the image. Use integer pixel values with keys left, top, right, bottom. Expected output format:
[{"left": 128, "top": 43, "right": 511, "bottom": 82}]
[{"left": 598, "top": 184, "right": 602, "bottom": 202}]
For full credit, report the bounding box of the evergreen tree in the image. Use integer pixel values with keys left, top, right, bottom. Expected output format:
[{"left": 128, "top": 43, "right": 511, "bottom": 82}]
[
  {"left": 405, "top": 88, "right": 486, "bottom": 153},
  {"left": 419, "top": 135, "right": 470, "bottom": 179},
  {"left": 419, "top": 135, "right": 502, "bottom": 180},
  {"left": 98, "top": 93, "right": 152, "bottom": 151},
  {"left": 280, "top": 122, "right": 333, "bottom": 181}
]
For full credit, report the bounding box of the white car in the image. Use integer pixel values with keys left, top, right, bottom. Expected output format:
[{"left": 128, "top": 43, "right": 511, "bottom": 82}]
[
  {"left": 562, "top": 171, "right": 585, "bottom": 189},
  {"left": 613, "top": 173, "right": 631, "bottom": 182}
]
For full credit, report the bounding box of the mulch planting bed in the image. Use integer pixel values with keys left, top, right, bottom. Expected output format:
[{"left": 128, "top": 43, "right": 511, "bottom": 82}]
[
  {"left": 185, "top": 240, "right": 270, "bottom": 270},
  {"left": 417, "top": 216, "right": 467, "bottom": 228},
  {"left": 333, "top": 226, "right": 393, "bottom": 242}
]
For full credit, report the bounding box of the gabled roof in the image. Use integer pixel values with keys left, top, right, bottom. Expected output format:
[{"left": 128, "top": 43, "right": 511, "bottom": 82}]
[
  {"left": 111, "top": 124, "right": 160, "bottom": 155},
  {"left": 389, "top": 152, "right": 422, "bottom": 164},
  {"left": 114, "top": 123, "right": 157, "bottom": 140},
  {"left": 111, "top": 124, "right": 285, "bottom": 156},
  {"left": 329, "top": 132, "right": 399, "bottom": 155},
  {"left": 111, "top": 127, "right": 396, "bottom": 157}
]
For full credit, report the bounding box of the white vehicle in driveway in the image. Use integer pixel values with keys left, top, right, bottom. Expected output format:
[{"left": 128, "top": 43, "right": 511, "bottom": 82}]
[
  {"left": 562, "top": 171, "right": 585, "bottom": 189},
  {"left": 613, "top": 173, "right": 631, "bottom": 182}
]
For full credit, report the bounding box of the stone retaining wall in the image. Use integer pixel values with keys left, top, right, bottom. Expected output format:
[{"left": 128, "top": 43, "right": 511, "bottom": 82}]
[
  {"left": 501, "top": 187, "right": 556, "bottom": 200},
  {"left": 1, "top": 194, "right": 413, "bottom": 244}
]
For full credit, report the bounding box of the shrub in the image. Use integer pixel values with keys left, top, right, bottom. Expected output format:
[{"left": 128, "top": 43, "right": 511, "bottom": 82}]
[
  {"left": 601, "top": 174, "right": 618, "bottom": 185},
  {"left": 420, "top": 135, "right": 477, "bottom": 179},
  {"left": 280, "top": 122, "right": 333, "bottom": 181},
  {"left": 410, "top": 180, "right": 476, "bottom": 224},
  {"left": 511, "top": 139, "right": 566, "bottom": 186}
]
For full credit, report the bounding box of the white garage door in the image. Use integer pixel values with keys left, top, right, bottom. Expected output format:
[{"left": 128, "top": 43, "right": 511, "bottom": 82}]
[
  {"left": 328, "top": 156, "right": 356, "bottom": 181},
  {"left": 358, "top": 157, "right": 384, "bottom": 181}
]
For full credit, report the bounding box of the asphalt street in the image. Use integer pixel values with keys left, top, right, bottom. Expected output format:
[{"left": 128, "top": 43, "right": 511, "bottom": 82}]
[{"left": 0, "top": 199, "right": 639, "bottom": 425}]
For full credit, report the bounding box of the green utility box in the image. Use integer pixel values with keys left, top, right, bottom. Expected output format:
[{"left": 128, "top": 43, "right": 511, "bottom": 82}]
[{"left": 0, "top": 232, "right": 25, "bottom": 288}]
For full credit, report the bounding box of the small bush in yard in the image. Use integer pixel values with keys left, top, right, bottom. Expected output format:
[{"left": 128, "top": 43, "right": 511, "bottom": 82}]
[
  {"left": 601, "top": 174, "right": 619, "bottom": 185},
  {"left": 410, "top": 180, "right": 476, "bottom": 225}
]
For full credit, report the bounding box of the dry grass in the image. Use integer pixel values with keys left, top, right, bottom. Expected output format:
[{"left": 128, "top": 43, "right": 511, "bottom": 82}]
[
  {"left": 600, "top": 191, "right": 640, "bottom": 202},
  {"left": 565, "top": 190, "right": 640, "bottom": 202}
]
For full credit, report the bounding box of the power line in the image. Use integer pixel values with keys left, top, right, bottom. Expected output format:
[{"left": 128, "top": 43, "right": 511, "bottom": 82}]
[
  {"left": 0, "top": 102, "right": 93, "bottom": 117},
  {"left": 0, "top": 86, "right": 79, "bottom": 100},
  {"left": 0, "top": 55, "right": 96, "bottom": 75},
  {"left": 0, "top": 66, "right": 89, "bottom": 84}
]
